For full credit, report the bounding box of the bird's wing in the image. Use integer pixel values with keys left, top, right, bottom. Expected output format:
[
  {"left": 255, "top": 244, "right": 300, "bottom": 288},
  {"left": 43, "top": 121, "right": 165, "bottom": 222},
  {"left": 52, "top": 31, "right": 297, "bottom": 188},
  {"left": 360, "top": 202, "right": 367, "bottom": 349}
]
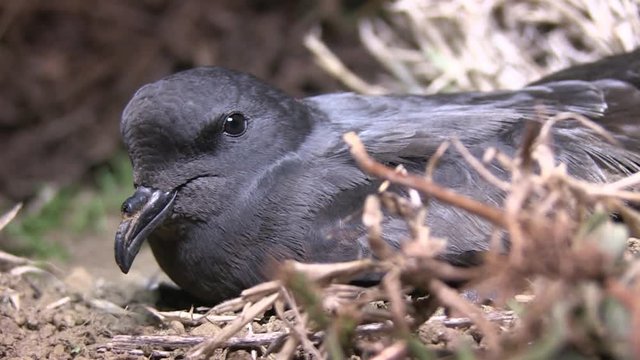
[
  {"left": 529, "top": 49, "right": 640, "bottom": 176},
  {"left": 305, "top": 79, "right": 640, "bottom": 181},
  {"left": 531, "top": 49, "right": 640, "bottom": 89},
  {"left": 303, "top": 78, "right": 640, "bottom": 264}
]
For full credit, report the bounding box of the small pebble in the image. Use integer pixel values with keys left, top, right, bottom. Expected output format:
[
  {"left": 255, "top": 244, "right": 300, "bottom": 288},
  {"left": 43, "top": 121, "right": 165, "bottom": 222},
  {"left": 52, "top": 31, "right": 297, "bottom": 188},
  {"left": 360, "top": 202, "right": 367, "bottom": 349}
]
[
  {"left": 40, "top": 323, "right": 56, "bottom": 338},
  {"left": 52, "top": 312, "right": 75, "bottom": 330},
  {"left": 26, "top": 315, "right": 39, "bottom": 330},
  {"left": 12, "top": 313, "right": 25, "bottom": 326},
  {"left": 52, "top": 344, "right": 66, "bottom": 356},
  {"left": 190, "top": 321, "right": 222, "bottom": 336},
  {"left": 168, "top": 320, "right": 185, "bottom": 335}
]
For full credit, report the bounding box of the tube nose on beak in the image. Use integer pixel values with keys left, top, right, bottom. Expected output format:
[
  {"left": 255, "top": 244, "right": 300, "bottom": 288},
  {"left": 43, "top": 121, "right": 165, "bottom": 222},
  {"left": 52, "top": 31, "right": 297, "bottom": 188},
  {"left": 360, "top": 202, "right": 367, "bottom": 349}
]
[{"left": 114, "top": 186, "right": 176, "bottom": 273}]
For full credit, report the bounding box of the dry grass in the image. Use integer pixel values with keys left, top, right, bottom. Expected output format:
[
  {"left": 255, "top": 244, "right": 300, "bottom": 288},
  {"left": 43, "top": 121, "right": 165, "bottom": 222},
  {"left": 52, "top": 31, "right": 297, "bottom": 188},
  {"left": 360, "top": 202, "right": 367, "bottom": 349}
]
[{"left": 306, "top": 0, "right": 640, "bottom": 94}]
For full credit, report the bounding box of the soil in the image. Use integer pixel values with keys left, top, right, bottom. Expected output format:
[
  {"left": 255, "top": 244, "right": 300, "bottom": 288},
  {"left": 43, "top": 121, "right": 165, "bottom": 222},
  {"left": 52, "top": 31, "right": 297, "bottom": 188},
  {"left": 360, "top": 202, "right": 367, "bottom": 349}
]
[
  {"left": 0, "top": 269, "right": 139, "bottom": 359},
  {"left": 0, "top": 214, "right": 167, "bottom": 359}
]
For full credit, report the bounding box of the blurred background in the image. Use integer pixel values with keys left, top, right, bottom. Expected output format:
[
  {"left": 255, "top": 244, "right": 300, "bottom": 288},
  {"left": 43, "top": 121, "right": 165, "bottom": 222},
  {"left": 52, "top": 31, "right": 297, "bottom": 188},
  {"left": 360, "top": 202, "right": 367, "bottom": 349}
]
[{"left": 0, "top": 0, "right": 638, "bottom": 276}]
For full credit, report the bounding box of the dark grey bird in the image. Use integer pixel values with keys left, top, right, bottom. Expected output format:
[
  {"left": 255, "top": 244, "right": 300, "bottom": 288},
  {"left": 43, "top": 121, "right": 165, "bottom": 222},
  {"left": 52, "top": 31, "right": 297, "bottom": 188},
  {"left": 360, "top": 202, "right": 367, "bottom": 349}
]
[{"left": 115, "top": 50, "right": 640, "bottom": 304}]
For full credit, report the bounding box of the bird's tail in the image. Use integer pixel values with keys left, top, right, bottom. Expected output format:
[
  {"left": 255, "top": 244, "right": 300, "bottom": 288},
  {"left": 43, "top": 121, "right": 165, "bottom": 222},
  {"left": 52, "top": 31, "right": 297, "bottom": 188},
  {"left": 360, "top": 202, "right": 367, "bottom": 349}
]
[
  {"left": 533, "top": 50, "right": 640, "bottom": 172},
  {"left": 532, "top": 49, "right": 640, "bottom": 89}
]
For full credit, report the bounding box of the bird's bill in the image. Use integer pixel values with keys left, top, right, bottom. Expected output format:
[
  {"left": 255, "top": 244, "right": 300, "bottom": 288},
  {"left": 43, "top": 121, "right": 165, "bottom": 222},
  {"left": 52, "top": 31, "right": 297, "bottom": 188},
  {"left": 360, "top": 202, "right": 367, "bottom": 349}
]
[{"left": 114, "top": 186, "right": 176, "bottom": 273}]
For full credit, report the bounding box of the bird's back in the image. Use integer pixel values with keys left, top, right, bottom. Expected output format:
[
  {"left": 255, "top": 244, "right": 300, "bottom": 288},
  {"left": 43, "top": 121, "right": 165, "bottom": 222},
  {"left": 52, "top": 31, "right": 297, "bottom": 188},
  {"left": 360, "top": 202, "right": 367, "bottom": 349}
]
[{"left": 302, "top": 49, "right": 640, "bottom": 265}]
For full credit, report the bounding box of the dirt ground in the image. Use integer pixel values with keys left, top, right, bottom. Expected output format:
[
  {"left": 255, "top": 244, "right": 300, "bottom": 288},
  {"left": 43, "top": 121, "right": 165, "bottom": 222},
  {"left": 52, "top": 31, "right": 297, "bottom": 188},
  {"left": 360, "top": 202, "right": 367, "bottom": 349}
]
[
  {"left": 3, "top": 224, "right": 461, "bottom": 359},
  {"left": 0, "top": 214, "right": 171, "bottom": 359},
  {"left": 0, "top": 237, "right": 492, "bottom": 359}
]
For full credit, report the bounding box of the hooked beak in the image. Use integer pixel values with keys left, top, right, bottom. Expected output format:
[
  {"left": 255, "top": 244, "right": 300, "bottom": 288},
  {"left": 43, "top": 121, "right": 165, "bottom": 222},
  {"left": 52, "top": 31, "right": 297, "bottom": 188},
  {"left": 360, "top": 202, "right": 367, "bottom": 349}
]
[{"left": 114, "top": 186, "right": 176, "bottom": 273}]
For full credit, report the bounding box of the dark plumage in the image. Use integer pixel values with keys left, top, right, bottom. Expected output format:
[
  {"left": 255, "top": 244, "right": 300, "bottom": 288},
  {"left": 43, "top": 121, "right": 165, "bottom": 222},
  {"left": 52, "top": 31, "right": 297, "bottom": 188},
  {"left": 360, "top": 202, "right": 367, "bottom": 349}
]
[{"left": 115, "top": 50, "right": 640, "bottom": 303}]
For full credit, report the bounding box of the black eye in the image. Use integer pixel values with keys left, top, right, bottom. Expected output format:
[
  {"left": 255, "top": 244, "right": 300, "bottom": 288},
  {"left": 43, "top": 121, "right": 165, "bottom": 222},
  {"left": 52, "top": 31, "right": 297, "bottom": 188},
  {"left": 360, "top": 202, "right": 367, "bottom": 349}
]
[{"left": 223, "top": 113, "right": 248, "bottom": 137}]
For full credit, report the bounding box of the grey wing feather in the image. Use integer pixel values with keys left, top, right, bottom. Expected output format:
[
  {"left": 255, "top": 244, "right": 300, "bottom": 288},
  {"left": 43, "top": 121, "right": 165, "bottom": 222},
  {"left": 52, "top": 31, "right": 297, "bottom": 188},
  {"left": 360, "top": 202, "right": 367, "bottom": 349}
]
[
  {"left": 303, "top": 78, "right": 640, "bottom": 263},
  {"left": 305, "top": 79, "right": 640, "bottom": 180}
]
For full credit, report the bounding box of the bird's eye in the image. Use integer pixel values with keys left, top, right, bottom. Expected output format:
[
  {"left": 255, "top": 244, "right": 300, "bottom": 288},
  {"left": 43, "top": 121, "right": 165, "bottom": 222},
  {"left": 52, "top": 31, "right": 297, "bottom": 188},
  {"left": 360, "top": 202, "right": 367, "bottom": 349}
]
[{"left": 223, "top": 113, "right": 248, "bottom": 137}]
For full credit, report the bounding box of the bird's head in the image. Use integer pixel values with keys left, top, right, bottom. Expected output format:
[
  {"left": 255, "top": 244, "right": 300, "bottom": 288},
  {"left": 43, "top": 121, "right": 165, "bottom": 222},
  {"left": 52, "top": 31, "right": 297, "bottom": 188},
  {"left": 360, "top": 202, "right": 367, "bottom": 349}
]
[{"left": 114, "top": 67, "right": 312, "bottom": 273}]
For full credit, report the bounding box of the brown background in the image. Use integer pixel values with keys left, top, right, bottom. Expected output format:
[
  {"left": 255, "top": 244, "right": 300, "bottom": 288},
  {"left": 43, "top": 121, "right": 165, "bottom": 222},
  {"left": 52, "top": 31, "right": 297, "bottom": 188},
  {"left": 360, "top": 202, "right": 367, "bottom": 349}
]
[{"left": 0, "top": 0, "right": 381, "bottom": 202}]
